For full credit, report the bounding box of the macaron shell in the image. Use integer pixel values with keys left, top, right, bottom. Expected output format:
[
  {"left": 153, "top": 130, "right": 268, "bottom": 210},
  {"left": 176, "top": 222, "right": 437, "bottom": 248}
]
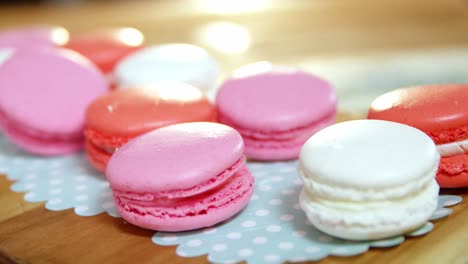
[
  {"left": 0, "top": 114, "right": 82, "bottom": 155},
  {"left": 85, "top": 84, "right": 216, "bottom": 138},
  {"left": 368, "top": 85, "right": 468, "bottom": 134},
  {"left": 65, "top": 27, "right": 143, "bottom": 73},
  {"left": 216, "top": 67, "right": 336, "bottom": 132},
  {"left": 114, "top": 164, "right": 254, "bottom": 231},
  {"left": 106, "top": 122, "right": 244, "bottom": 193},
  {"left": 437, "top": 154, "right": 468, "bottom": 188},
  {"left": 300, "top": 120, "right": 439, "bottom": 189},
  {"left": 0, "top": 48, "right": 14, "bottom": 65},
  {"left": 0, "top": 48, "right": 108, "bottom": 136},
  {"left": 114, "top": 43, "right": 219, "bottom": 91},
  {"left": 85, "top": 139, "right": 110, "bottom": 172},
  {"left": 0, "top": 25, "right": 69, "bottom": 48}
]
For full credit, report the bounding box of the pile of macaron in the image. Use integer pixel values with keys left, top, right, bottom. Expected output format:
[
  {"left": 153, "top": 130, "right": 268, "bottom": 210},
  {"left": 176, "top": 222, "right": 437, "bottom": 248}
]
[{"left": 0, "top": 25, "right": 466, "bottom": 242}]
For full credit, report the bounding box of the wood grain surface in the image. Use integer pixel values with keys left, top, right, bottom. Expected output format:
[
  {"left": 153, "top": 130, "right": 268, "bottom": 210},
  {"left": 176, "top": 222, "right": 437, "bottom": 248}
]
[{"left": 1, "top": 1, "right": 468, "bottom": 263}]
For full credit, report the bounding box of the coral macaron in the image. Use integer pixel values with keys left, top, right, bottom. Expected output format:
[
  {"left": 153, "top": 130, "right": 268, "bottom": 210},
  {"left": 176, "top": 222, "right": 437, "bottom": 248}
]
[
  {"left": 216, "top": 64, "right": 336, "bottom": 161},
  {"left": 84, "top": 83, "right": 217, "bottom": 172},
  {"left": 0, "top": 48, "right": 107, "bottom": 155},
  {"left": 106, "top": 122, "right": 254, "bottom": 231},
  {"left": 368, "top": 85, "right": 468, "bottom": 188},
  {"left": 65, "top": 27, "right": 144, "bottom": 74}
]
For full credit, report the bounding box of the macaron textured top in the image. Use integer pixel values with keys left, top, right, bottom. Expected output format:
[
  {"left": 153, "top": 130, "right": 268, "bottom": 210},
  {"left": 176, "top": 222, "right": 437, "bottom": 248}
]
[
  {"left": 300, "top": 120, "right": 439, "bottom": 198},
  {"left": 368, "top": 85, "right": 468, "bottom": 144},
  {"left": 0, "top": 48, "right": 108, "bottom": 155},
  {"left": 368, "top": 84, "right": 468, "bottom": 188},
  {"left": 65, "top": 27, "right": 144, "bottom": 73},
  {"left": 114, "top": 43, "right": 219, "bottom": 91},
  {"left": 85, "top": 83, "right": 216, "bottom": 142},
  {"left": 216, "top": 65, "right": 336, "bottom": 160},
  {"left": 107, "top": 122, "right": 244, "bottom": 193},
  {"left": 84, "top": 83, "right": 216, "bottom": 171}
]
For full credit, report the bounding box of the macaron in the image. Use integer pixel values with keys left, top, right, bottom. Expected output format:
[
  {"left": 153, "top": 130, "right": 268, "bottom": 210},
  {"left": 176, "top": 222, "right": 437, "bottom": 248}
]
[
  {"left": 0, "top": 48, "right": 14, "bottom": 66},
  {"left": 84, "top": 82, "right": 217, "bottom": 172},
  {"left": 65, "top": 27, "right": 144, "bottom": 74},
  {"left": 368, "top": 85, "right": 468, "bottom": 188},
  {"left": 114, "top": 43, "right": 219, "bottom": 92},
  {"left": 106, "top": 122, "right": 254, "bottom": 231},
  {"left": 215, "top": 64, "right": 336, "bottom": 161},
  {"left": 299, "top": 120, "right": 440, "bottom": 240},
  {"left": 0, "top": 25, "right": 69, "bottom": 49},
  {"left": 0, "top": 48, "right": 107, "bottom": 155}
]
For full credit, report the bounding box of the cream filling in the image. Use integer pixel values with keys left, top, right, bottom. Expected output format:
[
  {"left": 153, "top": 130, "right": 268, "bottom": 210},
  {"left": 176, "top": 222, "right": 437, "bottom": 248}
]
[
  {"left": 299, "top": 163, "right": 438, "bottom": 202},
  {"left": 299, "top": 179, "right": 439, "bottom": 227},
  {"left": 437, "top": 139, "right": 468, "bottom": 157}
]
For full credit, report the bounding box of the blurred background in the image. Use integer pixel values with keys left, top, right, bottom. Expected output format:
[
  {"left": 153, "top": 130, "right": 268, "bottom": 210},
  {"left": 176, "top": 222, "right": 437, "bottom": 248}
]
[{"left": 1, "top": 0, "right": 468, "bottom": 113}]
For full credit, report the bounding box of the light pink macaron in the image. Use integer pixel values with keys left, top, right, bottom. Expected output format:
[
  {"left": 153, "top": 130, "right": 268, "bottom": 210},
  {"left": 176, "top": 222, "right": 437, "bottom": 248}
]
[
  {"left": 0, "top": 25, "right": 69, "bottom": 49},
  {"left": 106, "top": 122, "right": 254, "bottom": 232},
  {"left": 216, "top": 63, "right": 337, "bottom": 161},
  {"left": 0, "top": 48, "right": 108, "bottom": 155}
]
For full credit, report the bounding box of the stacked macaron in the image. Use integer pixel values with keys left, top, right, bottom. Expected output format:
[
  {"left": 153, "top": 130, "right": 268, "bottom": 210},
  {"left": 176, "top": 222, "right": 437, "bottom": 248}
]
[
  {"left": 299, "top": 120, "right": 440, "bottom": 240},
  {"left": 106, "top": 122, "right": 254, "bottom": 231},
  {"left": 215, "top": 63, "right": 337, "bottom": 161}
]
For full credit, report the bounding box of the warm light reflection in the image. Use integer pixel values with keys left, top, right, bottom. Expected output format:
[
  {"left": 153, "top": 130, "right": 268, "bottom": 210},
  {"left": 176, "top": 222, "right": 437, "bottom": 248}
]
[
  {"left": 199, "top": 22, "right": 251, "bottom": 54},
  {"left": 233, "top": 62, "right": 297, "bottom": 78},
  {"left": 0, "top": 48, "right": 14, "bottom": 65},
  {"left": 157, "top": 44, "right": 207, "bottom": 61},
  {"left": 116, "top": 28, "right": 144, "bottom": 47},
  {"left": 370, "top": 90, "right": 402, "bottom": 111},
  {"left": 142, "top": 82, "right": 204, "bottom": 102},
  {"left": 232, "top": 61, "right": 273, "bottom": 78},
  {"left": 197, "top": 0, "right": 272, "bottom": 14},
  {"left": 51, "top": 27, "right": 70, "bottom": 46}
]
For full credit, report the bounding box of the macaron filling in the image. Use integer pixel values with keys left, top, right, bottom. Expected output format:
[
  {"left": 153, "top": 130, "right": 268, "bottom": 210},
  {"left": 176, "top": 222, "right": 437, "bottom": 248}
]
[
  {"left": 111, "top": 158, "right": 253, "bottom": 218},
  {"left": 299, "top": 179, "right": 439, "bottom": 237},
  {"left": 299, "top": 160, "right": 438, "bottom": 202},
  {"left": 219, "top": 112, "right": 335, "bottom": 151},
  {"left": 437, "top": 138, "right": 468, "bottom": 157}
]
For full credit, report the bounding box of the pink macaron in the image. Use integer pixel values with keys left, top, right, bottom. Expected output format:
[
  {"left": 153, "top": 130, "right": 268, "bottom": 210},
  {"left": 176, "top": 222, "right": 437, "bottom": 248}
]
[
  {"left": 106, "top": 122, "right": 254, "bottom": 231},
  {"left": 216, "top": 63, "right": 337, "bottom": 161},
  {"left": 0, "top": 25, "right": 69, "bottom": 49},
  {"left": 0, "top": 48, "right": 108, "bottom": 155}
]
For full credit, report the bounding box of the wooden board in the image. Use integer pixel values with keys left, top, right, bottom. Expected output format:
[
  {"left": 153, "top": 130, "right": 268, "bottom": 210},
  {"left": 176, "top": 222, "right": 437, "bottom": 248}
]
[{"left": 1, "top": 1, "right": 468, "bottom": 263}]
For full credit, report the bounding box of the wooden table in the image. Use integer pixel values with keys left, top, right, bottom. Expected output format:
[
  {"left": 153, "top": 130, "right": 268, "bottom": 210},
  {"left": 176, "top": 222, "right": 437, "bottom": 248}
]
[{"left": 1, "top": 1, "right": 468, "bottom": 263}]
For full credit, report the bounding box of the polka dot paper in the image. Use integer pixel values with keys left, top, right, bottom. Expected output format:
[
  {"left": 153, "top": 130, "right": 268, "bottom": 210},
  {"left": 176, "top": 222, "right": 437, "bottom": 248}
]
[{"left": 0, "top": 136, "right": 462, "bottom": 263}]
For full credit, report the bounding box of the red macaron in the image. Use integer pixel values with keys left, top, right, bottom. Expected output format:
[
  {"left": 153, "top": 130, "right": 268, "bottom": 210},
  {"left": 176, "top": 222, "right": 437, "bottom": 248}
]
[{"left": 368, "top": 84, "right": 468, "bottom": 188}]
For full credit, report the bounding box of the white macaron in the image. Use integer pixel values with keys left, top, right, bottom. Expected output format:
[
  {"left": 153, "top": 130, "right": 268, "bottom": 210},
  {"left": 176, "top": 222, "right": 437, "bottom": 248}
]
[
  {"left": 299, "top": 119, "right": 440, "bottom": 240},
  {"left": 114, "top": 43, "right": 219, "bottom": 93}
]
